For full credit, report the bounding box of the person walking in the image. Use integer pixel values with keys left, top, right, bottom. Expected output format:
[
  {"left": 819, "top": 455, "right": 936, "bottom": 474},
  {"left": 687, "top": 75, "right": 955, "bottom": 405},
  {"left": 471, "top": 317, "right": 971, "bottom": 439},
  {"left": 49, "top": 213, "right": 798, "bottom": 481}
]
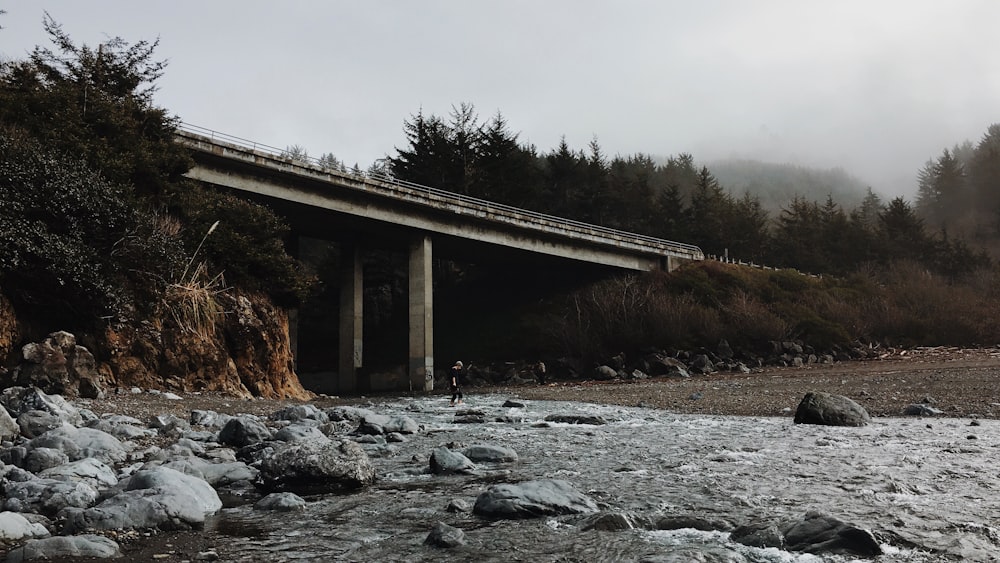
[{"left": 449, "top": 360, "right": 464, "bottom": 406}]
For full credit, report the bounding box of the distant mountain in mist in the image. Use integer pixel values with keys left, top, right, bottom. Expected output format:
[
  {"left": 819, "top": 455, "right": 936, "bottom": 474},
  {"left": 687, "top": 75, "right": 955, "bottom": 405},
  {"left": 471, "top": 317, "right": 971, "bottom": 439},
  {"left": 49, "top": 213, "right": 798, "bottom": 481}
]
[{"left": 707, "top": 159, "right": 870, "bottom": 214}]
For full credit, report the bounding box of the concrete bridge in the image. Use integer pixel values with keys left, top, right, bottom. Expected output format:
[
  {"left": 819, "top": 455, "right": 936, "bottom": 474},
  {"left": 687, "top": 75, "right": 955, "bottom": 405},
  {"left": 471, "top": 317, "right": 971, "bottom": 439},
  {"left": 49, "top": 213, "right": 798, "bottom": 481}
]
[{"left": 174, "top": 124, "right": 704, "bottom": 393}]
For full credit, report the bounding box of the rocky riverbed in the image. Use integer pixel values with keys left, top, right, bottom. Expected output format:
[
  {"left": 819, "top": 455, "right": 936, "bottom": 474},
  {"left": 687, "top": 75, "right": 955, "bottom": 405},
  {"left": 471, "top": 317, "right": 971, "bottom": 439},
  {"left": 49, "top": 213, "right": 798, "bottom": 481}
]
[{"left": 3, "top": 347, "right": 1000, "bottom": 562}]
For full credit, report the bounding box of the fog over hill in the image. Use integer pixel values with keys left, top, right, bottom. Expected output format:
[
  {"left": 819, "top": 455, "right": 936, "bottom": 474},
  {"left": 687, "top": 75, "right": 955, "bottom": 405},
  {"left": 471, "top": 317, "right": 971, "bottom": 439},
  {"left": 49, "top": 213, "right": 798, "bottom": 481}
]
[{"left": 706, "top": 159, "right": 871, "bottom": 215}]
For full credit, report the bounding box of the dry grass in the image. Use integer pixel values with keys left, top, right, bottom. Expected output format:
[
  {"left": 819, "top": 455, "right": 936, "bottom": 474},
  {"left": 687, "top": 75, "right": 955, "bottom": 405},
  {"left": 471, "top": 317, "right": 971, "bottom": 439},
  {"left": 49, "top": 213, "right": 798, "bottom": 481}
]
[{"left": 164, "top": 261, "right": 226, "bottom": 338}]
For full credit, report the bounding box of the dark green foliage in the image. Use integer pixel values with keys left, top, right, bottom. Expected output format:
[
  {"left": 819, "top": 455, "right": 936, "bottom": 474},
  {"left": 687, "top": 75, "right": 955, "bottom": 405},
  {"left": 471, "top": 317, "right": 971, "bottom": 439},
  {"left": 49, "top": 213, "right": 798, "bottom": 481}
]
[
  {"left": 0, "top": 128, "right": 184, "bottom": 325},
  {"left": 169, "top": 185, "right": 315, "bottom": 307},
  {"left": 0, "top": 15, "right": 191, "bottom": 199},
  {"left": 0, "top": 15, "right": 315, "bottom": 332}
]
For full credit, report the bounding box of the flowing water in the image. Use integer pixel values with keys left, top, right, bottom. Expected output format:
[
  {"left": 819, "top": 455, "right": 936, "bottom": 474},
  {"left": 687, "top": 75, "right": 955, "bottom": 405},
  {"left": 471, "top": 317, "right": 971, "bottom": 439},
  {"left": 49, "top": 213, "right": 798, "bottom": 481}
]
[{"left": 206, "top": 394, "right": 1000, "bottom": 562}]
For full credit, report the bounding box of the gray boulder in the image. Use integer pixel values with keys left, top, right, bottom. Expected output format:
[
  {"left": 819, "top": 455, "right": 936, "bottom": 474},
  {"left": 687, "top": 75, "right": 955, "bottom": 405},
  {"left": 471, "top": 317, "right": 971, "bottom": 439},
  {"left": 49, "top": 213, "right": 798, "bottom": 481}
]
[
  {"left": 782, "top": 511, "right": 882, "bottom": 556},
  {"left": 254, "top": 492, "right": 306, "bottom": 512},
  {"left": 903, "top": 403, "right": 943, "bottom": 416},
  {"left": 29, "top": 426, "right": 127, "bottom": 464},
  {"left": 258, "top": 439, "right": 375, "bottom": 492},
  {"left": 0, "top": 387, "right": 82, "bottom": 425},
  {"left": 429, "top": 447, "right": 475, "bottom": 475},
  {"left": 5, "top": 534, "right": 120, "bottom": 561},
  {"left": 16, "top": 410, "right": 64, "bottom": 439},
  {"left": 544, "top": 414, "right": 608, "bottom": 425},
  {"left": 271, "top": 404, "right": 328, "bottom": 424},
  {"left": 24, "top": 447, "right": 69, "bottom": 473},
  {"left": 0, "top": 405, "right": 19, "bottom": 441},
  {"left": 274, "top": 424, "right": 328, "bottom": 443},
  {"left": 473, "top": 479, "right": 599, "bottom": 519},
  {"left": 424, "top": 521, "right": 466, "bottom": 548},
  {"left": 85, "top": 416, "right": 155, "bottom": 440},
  {"left": 0, "top": 511, "right": 50, "bottom": 542},
  {"left": 218, "top": 415, "right": 272, "bottom": 448},
  {"left": 161, "top": 458, "right": 258, "bottom": 487},
  {"left": 60, "top": 466, "right": 221, "bottom": 532},
  {"left": 3, "top": 478, "right": 99, "bottom": 516},
  {"left": 39, "top": 457, "right": 118, "bottom": 490},
  {"left": 793, "top": 392, "right": 871, "bottom": 427},
  {"left": 461, "top": 444, "right": 518, "bottom": 463},
  {"left": 593, "top": 365, "right": 618, "bottom": 380}
]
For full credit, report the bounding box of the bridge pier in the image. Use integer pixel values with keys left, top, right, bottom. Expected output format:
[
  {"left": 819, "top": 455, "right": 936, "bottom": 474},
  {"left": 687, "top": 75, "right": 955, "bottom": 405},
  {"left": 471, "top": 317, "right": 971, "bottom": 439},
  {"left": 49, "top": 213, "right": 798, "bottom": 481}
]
[
  {"left": 338, "top": 244, "right": 363, "bottom": 393},
  {"left": 408, "top": 235, "right": 434, "bottom": 391}
]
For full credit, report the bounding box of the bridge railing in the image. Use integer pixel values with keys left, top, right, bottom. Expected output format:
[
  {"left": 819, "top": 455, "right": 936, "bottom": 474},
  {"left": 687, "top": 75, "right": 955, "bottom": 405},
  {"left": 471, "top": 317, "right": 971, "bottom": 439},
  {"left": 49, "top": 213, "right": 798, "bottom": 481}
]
[{"left": 176, "top": 122, "right": 703, "bottom": 256}]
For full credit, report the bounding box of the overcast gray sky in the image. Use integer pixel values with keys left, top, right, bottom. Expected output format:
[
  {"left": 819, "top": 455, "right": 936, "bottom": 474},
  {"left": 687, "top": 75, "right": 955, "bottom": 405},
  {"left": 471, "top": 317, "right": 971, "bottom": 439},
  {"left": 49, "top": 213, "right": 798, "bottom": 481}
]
[{"left": 2, "top": 1, "right": 998, "bottom": 198}]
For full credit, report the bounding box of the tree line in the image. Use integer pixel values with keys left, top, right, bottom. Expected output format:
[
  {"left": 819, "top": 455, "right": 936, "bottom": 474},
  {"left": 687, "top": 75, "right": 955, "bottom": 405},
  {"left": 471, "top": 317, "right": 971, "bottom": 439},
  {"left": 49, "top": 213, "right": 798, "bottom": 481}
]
[{"left": 386, "top": 104, "right": 993, "bottom": 279}]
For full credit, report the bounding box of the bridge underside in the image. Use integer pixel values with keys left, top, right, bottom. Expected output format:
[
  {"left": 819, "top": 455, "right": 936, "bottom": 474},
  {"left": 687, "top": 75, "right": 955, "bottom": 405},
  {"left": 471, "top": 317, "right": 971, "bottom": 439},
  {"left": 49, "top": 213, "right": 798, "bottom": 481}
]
[{"left": 184, "top": 160, "right": 698, "bottom": 395}]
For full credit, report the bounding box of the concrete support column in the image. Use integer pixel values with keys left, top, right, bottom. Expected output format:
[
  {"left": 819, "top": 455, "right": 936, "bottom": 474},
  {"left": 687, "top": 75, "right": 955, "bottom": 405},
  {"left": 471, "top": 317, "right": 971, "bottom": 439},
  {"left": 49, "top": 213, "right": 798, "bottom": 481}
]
[
  {"left": 408, "top": 235, "right": 434, "bottom": 392},
  {"left": 338, "top": 244, "right": 363, "bottom": 393}
]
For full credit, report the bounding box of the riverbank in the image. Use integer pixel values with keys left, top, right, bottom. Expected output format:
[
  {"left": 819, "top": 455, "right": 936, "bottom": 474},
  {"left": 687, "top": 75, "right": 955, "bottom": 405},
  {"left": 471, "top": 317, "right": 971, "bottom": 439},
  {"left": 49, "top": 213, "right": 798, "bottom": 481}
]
[{"left": 52, "top": 346, "right": 1000, "bottom": 561}]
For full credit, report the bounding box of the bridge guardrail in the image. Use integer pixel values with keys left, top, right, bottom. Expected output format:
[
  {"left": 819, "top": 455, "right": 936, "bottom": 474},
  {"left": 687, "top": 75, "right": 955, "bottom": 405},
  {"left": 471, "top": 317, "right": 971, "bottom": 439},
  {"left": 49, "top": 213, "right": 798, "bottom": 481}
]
[{"left": 176, "top": 122, "right": 704, "bottom": 258}]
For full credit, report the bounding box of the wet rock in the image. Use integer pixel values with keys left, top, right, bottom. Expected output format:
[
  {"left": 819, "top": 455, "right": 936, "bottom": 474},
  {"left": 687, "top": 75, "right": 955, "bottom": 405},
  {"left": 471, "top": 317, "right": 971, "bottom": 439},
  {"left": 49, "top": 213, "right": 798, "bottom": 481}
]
[
  {"left": 445, "top": 498, "right": 470, "bottom": 513},
  {"left": 903, "top": 404, "right": 943, "bottom": 416},
  {"left": 190, "top": 410, "right": 232, "bottom": 429},
  {"left": 544, "top": 414, "right": 608, "bottom": 425},
  {"left": 60, "top": 466, "right": 222, "bottom": 532},
  {"left": 461, "top": 444, "right": 518, "bottom": 463},
  {"left": 730, "top": 523, "right": 785, "bottom": 548},
  {"left": 782, "top": 511, "right": 882, "bottom": 556},
  {"left": 793, "top": 392, "right": 871, "bottom": 427},
  {"left": 653, "top": 515, "right": 734, "bottom": 532},
  {"left": 578, "top": 511, "right": 639, "bottom": 531},
  {"left": 258, "top": 439, "right": 375, "bottom": 492},
  {"left": 218, "top": 415, "right": 272, "bottom": 448},
  {"left": 429, "top": 447, "right": 475, "bottom": 475},
  {"left": 424, "top": 521, "right": 465, "bottom": 547},
  {"left": 473, "top": 479, "right": 599, "bottom": 519},
  {"left": 0, "top": 511, "right": 50, "bottom": 542},
  {"left": 325, "top": 406, "right": 377, "bottom": 422},
  {"left": 254, "top": 492, "right": 306, "bottom": 511},
  {"left": 502, "top": 399, "right": 525, "bottom": 408},
  {"left": 5, "top": 534, "right": 120, "bottom": 561},
  {"left": 356, "top": 413, "right": 419, "bottom": 435}
]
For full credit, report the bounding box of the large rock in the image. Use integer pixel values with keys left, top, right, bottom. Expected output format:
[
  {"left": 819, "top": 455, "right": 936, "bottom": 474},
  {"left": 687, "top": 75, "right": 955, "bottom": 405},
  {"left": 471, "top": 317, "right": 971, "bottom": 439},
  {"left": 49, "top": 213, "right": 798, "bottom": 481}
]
[
  {"left": 0, "top": 387, "right": 82, "bottom": 425},
  {"left": 429, "top": 447, "right": 476, "bottom": 475},
  {"left": 473, "top": 479, "right": 599, "bottom": 519},
  {"left": 60, "top": 466, "right": 221, "bottom": 532},
  {"left": 461, "top": 444, "right": 518, "bottom": 463},
  {"left": 5, "top": 534, "right": 120, "bottom": 561},
  {"left": 254, "top": 492, "right": 306, "bottom": 512},
  {"left": 0, "top": 511, "right": 49, "bottom": 542},
  {"left": 3, "top": 478, "right": 99, "bottom": 516},
  {"left": 793, "top": 392, "right": 871, "bottom": 427},
  {"left": 10, "top": 331, "right": 103, "bottom": 398},
  {"left": 270, "top": 404, "right": 328, "bottom": 424},
  {"left": 782, "top": 511, "right": 882, "bottom": 556},
  {"left": 161, "top": 458, "right": 258, "bottom": 487},
  {"left": 258, "top": 439, "right": 375, "bottom": 492},
  {"left": 17, "top": 410, "right": 65, "bottom": 439},
  {"left": 29, "top": 426, "right": 127, "bottom": 464},
  {"left": 218, "top": 415, "right": 272, "bottom": 448},
  {"left": 39, "top": 457, "right": 118, "bottom": 490},
  {"left": 0, "top": 405, "right": 18, "bottom": 441}
]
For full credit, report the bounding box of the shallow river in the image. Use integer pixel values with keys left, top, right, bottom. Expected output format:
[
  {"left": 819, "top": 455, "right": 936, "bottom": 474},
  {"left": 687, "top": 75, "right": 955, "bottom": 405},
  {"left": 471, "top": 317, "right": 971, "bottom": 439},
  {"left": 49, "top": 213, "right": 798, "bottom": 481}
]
[{"left": 208, "top": 393, "right": 1000, "bottom": 562}]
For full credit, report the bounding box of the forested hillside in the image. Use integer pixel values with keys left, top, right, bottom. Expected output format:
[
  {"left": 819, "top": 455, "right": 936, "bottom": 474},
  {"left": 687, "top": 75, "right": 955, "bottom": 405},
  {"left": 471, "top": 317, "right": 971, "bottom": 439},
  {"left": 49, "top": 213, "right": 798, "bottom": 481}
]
[
  {"left": 384, "top": 103, "right": 993, "bottom": 278},
  {"left": 707, "top": 159, "right": 868, "bottom": 215}
]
